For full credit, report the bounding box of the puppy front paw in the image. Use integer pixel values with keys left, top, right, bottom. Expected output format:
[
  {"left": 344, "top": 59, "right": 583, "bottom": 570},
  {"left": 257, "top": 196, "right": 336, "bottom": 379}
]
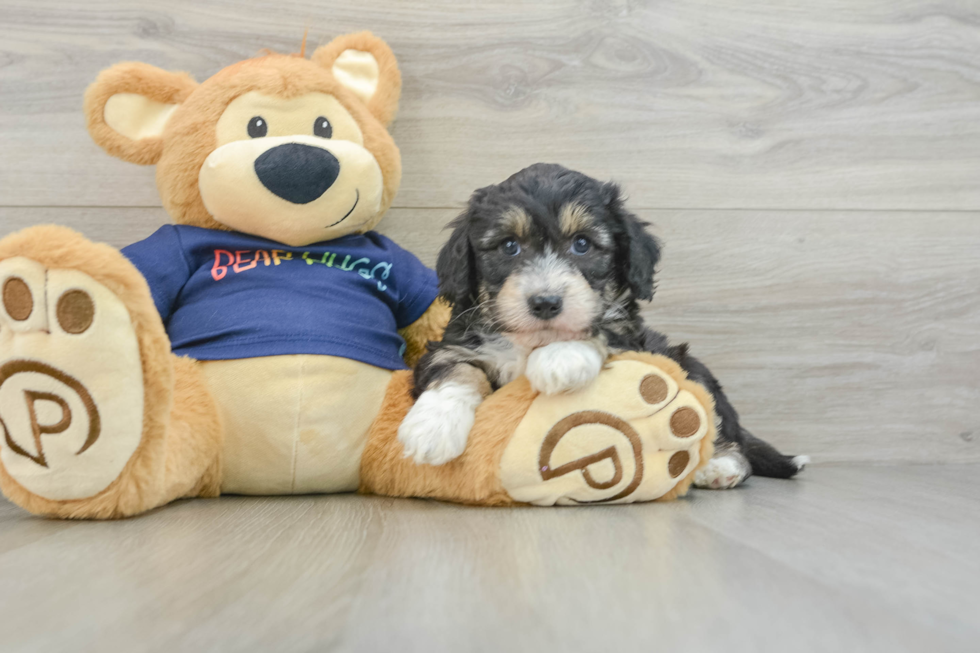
[
  {"left": 525, "top": 341, "right": 604, "bottom": 395},
  {"left": 397, "top": 383, "right": 483, "bottom": 465}
]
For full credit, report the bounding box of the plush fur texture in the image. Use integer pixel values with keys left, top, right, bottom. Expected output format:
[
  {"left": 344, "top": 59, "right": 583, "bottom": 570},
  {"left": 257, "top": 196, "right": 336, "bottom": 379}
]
[
  {"left": 1, "top": 34, "right": 436, "bottom": 518},
  {"left": 311, "top": 32, "right": 403, "bottom": 127},
  {"left": 608, "top": 352, "right": 716, "bottom": 502},
  {"left": 398, "top": 296, "right": 451, "bottom": 368},
  {"left": 0, "top": 226, "right": 222, "bottom": 518},
  {"left": 360, "top": 370, "right": 529, "bottom": 505},
  {"left": 84, "top": 63, "right": 197, "bottom": 165},
  {"left": 84, "top": 32, "right": 402, "bottom": 236},
  {"left": 166, "top": 356, "right": 224, "bottom": 502},
  {"left": 362, "top": 351, "right": 715, "bottom": 504}
]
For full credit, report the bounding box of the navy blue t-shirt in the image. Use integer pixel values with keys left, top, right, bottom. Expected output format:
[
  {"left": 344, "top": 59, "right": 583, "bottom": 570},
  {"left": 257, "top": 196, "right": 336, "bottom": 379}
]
[{"left": 122, "top": 225, "right": 438, "bottom": 370}]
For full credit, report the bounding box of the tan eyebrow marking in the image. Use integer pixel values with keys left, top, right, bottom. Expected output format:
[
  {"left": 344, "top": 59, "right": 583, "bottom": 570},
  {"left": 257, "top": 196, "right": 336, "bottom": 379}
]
[
  {"left": 559, "top": 203, "right": 594, "bottom": 236},
  {"left": 499, "top": 206, "right": 531, "bottom": 238}
]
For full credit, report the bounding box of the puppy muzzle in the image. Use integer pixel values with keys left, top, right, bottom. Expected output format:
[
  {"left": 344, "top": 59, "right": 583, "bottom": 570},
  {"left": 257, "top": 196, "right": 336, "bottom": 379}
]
[{"left": 527, "top": 294, "right": 563, "bottom": 320}]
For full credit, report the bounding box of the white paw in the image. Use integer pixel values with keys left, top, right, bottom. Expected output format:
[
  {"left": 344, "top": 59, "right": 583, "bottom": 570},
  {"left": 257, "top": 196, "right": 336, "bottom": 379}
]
[
  {"left": 792, "top": 455, "right": 811, "bottom": 471},
  {"left": 0, "top": 257, "right": 145, "bottom": 500},
  {"left": 525, "top": 341, "right": 604, "bottom": 395},
  {"left": 397, "top": 383, "right": 483, "bottom": 466},
  {"left": 693, "top": 453, "right": 750, "bottom": 490}
]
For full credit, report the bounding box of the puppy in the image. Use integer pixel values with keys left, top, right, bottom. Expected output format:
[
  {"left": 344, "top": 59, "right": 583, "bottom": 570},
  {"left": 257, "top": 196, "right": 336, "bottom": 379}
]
[{"left": 398, "top": 163, "right": 807, "bottom": 488}]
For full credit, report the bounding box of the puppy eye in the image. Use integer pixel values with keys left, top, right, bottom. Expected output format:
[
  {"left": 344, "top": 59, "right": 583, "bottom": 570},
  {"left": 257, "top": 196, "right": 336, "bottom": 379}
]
[
  {"left": 313, "top": 116, "right": 332, "bottom": 138},
  {"left": 571, "top": 235, "right": 592, "bottom": 255},
  {"left": 247, "top": 116, "right": 268, "bottom": 138},
  {"left": 500, "top": 239, "right": 521, "bottom": 256}
]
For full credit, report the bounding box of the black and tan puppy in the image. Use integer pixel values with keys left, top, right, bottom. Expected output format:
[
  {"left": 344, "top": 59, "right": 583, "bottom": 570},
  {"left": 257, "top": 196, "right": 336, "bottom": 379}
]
[{"left": 398, "top": 163, "right": 807, "bottom": 488}]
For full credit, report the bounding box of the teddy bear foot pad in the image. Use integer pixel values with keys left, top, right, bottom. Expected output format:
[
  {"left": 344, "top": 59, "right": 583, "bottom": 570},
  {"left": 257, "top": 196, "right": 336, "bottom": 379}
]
[
  {"left": 500, "top": 356, "right": 714, "bottom": 505},
  {"left": 0, "top": 256, "right": 145, "bottom": 501}
]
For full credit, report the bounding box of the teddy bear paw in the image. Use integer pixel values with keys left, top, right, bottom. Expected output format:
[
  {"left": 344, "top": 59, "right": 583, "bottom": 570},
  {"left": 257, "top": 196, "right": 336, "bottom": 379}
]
[
  {"left": 0, "top": 257, "right": 145, "bottom": 501},
  {"left": 500, "top": 356, "right": 713, "bottom": 505}
]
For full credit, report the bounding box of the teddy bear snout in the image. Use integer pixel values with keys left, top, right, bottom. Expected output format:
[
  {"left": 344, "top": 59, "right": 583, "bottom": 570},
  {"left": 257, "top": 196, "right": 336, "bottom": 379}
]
[{"left": 253, "top": 143, "right": 341, "bottom": 205}]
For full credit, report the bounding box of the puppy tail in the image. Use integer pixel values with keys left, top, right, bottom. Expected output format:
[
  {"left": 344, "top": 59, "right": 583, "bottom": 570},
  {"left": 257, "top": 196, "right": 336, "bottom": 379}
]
[{"left": 741, "top": 428, "right": 808, "bottom": 479}]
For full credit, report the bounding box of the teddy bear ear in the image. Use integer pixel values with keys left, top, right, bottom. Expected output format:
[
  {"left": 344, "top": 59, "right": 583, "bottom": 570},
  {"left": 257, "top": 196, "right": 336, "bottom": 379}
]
[
  {"left": 312, "top": 32, "right": 402, "bottom": 127},
  {"left": 84, "top": 62, "right": 197, "bottom": 165}
]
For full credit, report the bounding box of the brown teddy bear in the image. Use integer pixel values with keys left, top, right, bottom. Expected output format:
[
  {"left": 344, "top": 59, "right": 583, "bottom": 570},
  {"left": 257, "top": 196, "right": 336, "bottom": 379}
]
[{"left": 0, "top": 33, "right": 714, "bottom": 518}]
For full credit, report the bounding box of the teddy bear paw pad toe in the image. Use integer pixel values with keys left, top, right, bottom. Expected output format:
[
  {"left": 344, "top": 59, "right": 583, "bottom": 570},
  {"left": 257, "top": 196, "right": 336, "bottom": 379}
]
[
  {"left": 0, "top": 257, "right": 145, "bottom": 501},
  {"left": 499, "top": 358, "right": 712, "bottom": 506}
]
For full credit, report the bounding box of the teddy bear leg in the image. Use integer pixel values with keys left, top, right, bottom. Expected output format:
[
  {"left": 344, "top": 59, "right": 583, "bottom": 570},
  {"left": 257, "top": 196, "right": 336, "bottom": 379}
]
[
  {"left": 497, "top": 352, "right": 716, "bottom": 505},
  {"left": 0, "top": 226, "right": 222, "bottom": 518},
  {"left": 161, "top": 356, "right": 224, "bottom": 503},
  {"left": 360, "top": 352, "right": 716, "bottom": 506},
  {"left": 359, "top": 370, "right": 532, "bottom": 505}
]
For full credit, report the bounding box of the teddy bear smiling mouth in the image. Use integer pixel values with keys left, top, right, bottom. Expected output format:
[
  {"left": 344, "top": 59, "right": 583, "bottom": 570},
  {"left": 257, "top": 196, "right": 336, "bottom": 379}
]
[{"left": 327, "top": 189, "right": 360, "bottom": 229}]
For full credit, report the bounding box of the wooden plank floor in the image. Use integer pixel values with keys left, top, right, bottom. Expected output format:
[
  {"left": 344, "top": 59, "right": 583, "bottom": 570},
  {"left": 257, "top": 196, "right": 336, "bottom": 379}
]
[{"left": 1, "top": 464, "right": 977, "bottom": 652}]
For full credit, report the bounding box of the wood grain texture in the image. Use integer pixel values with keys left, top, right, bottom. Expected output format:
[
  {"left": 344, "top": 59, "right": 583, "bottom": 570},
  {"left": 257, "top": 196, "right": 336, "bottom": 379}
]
[
  {"left": 1, "top": 0, "right": 980, "bottom": 209},
  {"left": 3, "top": 206, "right": 978, "bottom": 464},
  {"left": 0, "top": 465, "right": 977, "bottom": 652}
]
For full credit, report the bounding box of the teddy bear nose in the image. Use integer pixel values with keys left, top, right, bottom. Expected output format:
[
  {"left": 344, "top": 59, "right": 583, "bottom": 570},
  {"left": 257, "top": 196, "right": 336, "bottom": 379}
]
[{"left": 254, "top": 143, "right": 341, "bottom": 204}]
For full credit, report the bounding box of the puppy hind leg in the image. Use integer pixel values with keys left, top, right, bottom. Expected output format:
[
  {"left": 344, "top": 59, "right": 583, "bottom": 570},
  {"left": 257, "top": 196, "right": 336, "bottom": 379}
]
[
  {"left": 693, "top": 440, "right": 751, "bottom": 490},
  {"left": 740, "top": 427, "right": 807, "bottom": 479},
  {"left": 660, "top": 341, "right": 805, "bottom": 485}
]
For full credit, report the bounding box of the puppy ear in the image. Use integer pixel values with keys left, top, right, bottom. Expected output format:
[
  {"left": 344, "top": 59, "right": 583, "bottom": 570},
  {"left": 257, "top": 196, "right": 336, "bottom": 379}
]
[
  {"left": 625, "top": 219, "right": 661, "bottom": 301},
  {"left": 436, "top": 213, "right": 476, "bottom": 308},
  {"left": 312, "top": 32, "right": 402, "bottom": 127},
  {"left": 84, "top": 62, "right": 197, "bottom": 165},
  {"left": 605, "top": 182, "right": 661, "bottom": 301}
]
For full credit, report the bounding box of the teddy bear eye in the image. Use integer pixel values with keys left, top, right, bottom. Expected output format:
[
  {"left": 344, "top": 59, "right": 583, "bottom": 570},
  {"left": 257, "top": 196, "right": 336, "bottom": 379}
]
[
  {"left": 313, "top": 116, "right": 332, "bottom": 138},
  {"left": 247, "top": 116, "right": 267, "bottom": 138}
]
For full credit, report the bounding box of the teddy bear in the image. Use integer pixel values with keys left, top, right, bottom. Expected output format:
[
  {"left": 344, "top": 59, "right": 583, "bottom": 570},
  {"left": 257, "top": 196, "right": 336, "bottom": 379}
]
[{"left": 0, "top": 32, "right": 714, "bottom": 518}]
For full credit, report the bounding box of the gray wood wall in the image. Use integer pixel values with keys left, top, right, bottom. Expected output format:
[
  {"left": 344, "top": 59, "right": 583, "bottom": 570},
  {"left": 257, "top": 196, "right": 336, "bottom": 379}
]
[{"left": 2, "top": 0, "right": 978, "bottom": 464}]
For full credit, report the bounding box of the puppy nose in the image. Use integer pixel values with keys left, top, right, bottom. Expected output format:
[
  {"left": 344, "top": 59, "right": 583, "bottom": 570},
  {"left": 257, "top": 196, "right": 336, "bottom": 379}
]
[
  {"left": 528, "top": 295, "right": 563, "bottom": 320},
  {"left": 254, "top": 143, "right": 340, "bottom": 204}
]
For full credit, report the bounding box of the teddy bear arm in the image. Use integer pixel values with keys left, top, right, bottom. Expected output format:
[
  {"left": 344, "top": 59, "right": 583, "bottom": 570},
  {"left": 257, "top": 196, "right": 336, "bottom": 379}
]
[
  {"left": 119, "top": 226, "right": 194, "bottom": 323},
  {"left": 397, "top": 296, "right": 452, "bottom": 368}
]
